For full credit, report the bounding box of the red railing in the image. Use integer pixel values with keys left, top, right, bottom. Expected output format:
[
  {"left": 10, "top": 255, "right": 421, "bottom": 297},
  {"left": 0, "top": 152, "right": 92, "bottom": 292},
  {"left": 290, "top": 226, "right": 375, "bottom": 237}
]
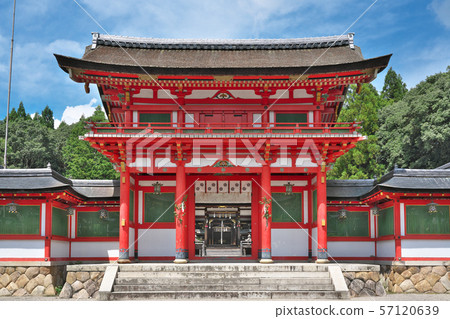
[{"left": 85, "top": 122, "right": 361, "bottom": 136}]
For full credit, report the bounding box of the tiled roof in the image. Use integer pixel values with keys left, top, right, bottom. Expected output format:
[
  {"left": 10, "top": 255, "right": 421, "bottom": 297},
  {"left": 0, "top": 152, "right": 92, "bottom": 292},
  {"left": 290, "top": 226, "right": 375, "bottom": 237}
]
[
  {"left": 0, "top": 168, "right": 118, "bottom": 199},
  {"left": 55, "top": 32, "right": 391, "bottom": 76},
  {"left": 327, "top": 179, "right": 375, "bottom": 200},
  {"left": 91, "top": 33, "right": 356, "bottom": 50}
]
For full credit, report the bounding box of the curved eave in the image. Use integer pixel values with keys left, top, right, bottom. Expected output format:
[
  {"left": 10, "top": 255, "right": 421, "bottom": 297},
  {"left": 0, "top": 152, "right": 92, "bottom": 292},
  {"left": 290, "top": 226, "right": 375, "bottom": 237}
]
[
  {"left": 54, "top": 53, "right": 391, "bottom": 78},
  {"left": 363, "top": 185, "right": 450, "bottom": 199}
]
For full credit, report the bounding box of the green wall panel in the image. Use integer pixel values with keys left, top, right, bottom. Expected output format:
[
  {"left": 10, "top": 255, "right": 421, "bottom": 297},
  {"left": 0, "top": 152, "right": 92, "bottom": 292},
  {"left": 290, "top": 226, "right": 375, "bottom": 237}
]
[
  {"left": 129, "top": 189, "right": 134, "bottom": 223},
  {"left": 406, "top": 205, "right": 450, "bottom": 234},
  {"left": 276, "top": 113, "right": 307, "bottom": 126},
  {"left": 328, "top": 211, "right": 369, "bottom": 237},
  {"left": 139, "top": 113, "right": 171, "bottom": 126},
  {"left": 52, "top": 207, "right": 68, "bottom": 237},
  {"left": 0, "top": 205, "right": 40, "bottom": 235},
  {"left": 144, "top": 193, "right": 175, "bottom": 223},
  {"left": 272, "top": 192, "right": 302, "bottom": 223},
  {"left": 77, "top": 211, "right": 119, "bottom": 237},
  {"left": 378, "top": 207, "right": 394, "bottom": 237}
]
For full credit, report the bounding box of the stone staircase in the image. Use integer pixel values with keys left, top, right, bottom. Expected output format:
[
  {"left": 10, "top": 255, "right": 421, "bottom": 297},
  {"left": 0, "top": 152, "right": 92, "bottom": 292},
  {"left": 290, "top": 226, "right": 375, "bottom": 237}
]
[
  {"left": 205, "top": 247, "right": 243, "bottom": 257},
  {"left": 102, "top": 263, "right": 349, "bottom": 300}
]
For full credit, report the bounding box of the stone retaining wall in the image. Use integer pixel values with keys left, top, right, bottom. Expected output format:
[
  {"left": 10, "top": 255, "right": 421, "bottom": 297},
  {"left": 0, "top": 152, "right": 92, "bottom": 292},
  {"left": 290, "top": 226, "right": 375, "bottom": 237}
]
[
  {"left": 59, "top": 269, "right": 105, "bottom": 299},
  {"left": 0, "top": 266, "right": 65, "bottom": 297},
  {"left": 343, "top": 271, "right": 386, "bottom": 297},
  {"left": 383, "top": 265, "right": 450, "bottom": 294}
]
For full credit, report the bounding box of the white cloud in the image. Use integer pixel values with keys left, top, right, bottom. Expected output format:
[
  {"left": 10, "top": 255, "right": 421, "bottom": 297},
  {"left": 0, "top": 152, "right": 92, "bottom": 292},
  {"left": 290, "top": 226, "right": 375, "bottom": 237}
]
[
  {"left": 54, "top": 118, "right": 61, "bottom": 129},
  {"left": 59, "top": 98, "right": 98, "bottom": 125},
  {"left": 79, "top": 0, "right": 348, "bottom": 38},
  {"left": 45, "top": 39, "right": 85, "bottom": 57},
  {"left": 430, "top": 0, "right": 450, "bottom": 28}
]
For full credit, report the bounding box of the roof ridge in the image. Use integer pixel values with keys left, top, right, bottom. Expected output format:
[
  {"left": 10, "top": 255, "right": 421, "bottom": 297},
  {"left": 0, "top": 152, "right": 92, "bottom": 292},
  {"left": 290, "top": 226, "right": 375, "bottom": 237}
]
[{"left": 91, "top": 32, "right": 355, "bottom": 50}]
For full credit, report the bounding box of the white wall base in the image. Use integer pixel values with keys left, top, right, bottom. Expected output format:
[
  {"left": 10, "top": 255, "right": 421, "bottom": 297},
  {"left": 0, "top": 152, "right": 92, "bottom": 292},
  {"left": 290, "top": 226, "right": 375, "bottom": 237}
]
[
  {"left": 51, "top": 240, "right": 69, "bottom": 258},
  {"left": 71, "top": 242, "right": 119, "bottom": 258},
  {"left": 402, "top": 239, "right": 450, "bottom": 258},
  {"left": 138, "top": 229, "right": 175, "bottom": 257},
  {"left": 312, "top": 227, "right": 317, "bottom": 257},
  {"left": 272, "top": 229, "right": 308, "bottom": 257},
  {"left": 328, "top": 241, "right": 375, "bottom": 258},
  {"left": 377, "top": 240, "right": 395, "bottom": 258},
  {"left": 0, "top": 240, "right": 45, "bottom": 258}
]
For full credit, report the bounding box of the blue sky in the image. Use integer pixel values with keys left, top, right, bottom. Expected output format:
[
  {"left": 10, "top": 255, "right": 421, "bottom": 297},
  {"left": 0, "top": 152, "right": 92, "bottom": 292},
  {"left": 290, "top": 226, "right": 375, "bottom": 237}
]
[{"left": 0, "top": 0, "right": 449, "bottom": 127}]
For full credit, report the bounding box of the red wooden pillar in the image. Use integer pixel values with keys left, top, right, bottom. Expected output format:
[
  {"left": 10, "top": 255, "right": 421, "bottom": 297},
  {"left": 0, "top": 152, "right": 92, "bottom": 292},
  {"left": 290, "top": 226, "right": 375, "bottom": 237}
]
[
  {"left": 394, "top": 199, "right": 402, "bottom": 261},
  {"left": 177, "top": 108, "right": 185, "bottom": 126},
  {"left": 316, "top": 165, "right": 329, "bottom": 263},
  {"left": 262, "top": 108, "right": 269, "bottom": 126},
  {"left": 44, "top": 200, "right": 52, "bottom": 261},
  {"left": 260, "top": 164, "right": 273, "bottom": 263},
  {"left": 174, "top": 162, "right": 188, "bottom": 263},
  {"left": 314, "top": 110, "right": 321, "bottom": 126},
  {"left": 118, "top": 163, "right": 130, "bottom": 263}
]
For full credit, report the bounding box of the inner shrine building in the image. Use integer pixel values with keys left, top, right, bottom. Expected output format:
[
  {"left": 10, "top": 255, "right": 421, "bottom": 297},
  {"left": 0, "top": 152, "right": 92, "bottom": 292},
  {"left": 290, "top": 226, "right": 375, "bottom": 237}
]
[{"left": 2, "top": 32, "right": 448, "bottom": 265}]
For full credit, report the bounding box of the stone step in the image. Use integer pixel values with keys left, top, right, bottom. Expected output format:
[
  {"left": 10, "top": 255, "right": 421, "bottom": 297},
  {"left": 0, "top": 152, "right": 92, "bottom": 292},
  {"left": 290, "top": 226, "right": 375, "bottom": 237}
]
[
  {"left": 205, "top": 248, "right": 243, "bottom": 257},
  {"left": 116, "top": 271, "right": 329, "bottom": 279},
  {"left": 109, "top": 290, "right": 349, "bottom": 300},
  {"left": 113, "top": 283, "right": 334, "bottom": 292},
  {"left": 114, "top": 276, "right": 332, "bottom": 286},
  {"left": 117, "top": 263, "right": 328, "bottom": 273}
]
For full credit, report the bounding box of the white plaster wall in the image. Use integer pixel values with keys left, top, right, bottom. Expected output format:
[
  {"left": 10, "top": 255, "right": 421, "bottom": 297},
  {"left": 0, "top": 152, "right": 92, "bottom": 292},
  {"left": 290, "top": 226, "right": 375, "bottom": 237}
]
[
  {"left": 51, "top": 240, "right": 69, "bottom": 258},
  {"left": 138, "top": 229, "right": 175, "bottom": 256},
  {"left": 0, "top": 240, "right": 45, "bottom": 258},
  {"left": 138, "top": 190, "right": 143, "bottom": 224},
  {"left": 272, "top": 229, "right": 309, "bottom": 257},
  {"left": 328, "top": 241, "right": 375, "bottom": 258},
  {"left": 40, "top": 203, "right": 46, "bottom": 236},
  {"left": 271, "top": 157, "right": 292, "bottom": 167},
  {"left": 71, "top": 215, "right": 76, "bottom": 239},
  {"left": 402, "top": 239, "right": 450, "bottom": 258},
  {"left": 295, "top": 157, "right": 318, "bottom": 167},
  {"left": 312, "top": 227, "right": 317, "bottom": 257},
  {"left": 400, "top": 203, "right": 406, "bottom": 236},
  {"left": 129, "top": 227, "right": 135, "bottom": 257},
  {"left": 303, "top": 190, "right": 309, "bottom": 224},
  {"left": 71, "top": 242, "right": 119, "bottom": 258},
  {"left": 376, "top": 240, "right": 395, "bottom": 258}
]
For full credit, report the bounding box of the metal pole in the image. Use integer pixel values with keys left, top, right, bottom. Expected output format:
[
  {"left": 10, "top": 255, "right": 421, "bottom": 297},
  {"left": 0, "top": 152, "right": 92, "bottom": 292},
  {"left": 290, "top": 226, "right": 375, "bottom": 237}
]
[{"left": 4, "top": 0, "right": 17, "bottom": 169}]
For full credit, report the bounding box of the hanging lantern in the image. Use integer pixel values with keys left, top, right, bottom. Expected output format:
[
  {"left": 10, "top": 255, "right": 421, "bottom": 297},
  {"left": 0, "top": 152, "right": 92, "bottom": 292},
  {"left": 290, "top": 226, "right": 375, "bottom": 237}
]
[
  {"left": 152, "top": 181, "right": 162, "bottom": 195},
  {"left": 370, "top": 205, "right": 379, "bottom": 216},
  {"left": 338, "top": 208, "right": 348, "bottom": 220},
  {"left": 284, "top": 182, "right": 294, "bottom": 196},
  {"left": 66, "top": 206, "right": 75, "bottom": 216},
  {"left": 98, "top": 208, "right": 109, "bottom": 220},
  {"left": 7, "top": 201, "right": 19, "bottom": 214},
  {"left": 427, "top": 201, "right": 438, "bottom": 214}
]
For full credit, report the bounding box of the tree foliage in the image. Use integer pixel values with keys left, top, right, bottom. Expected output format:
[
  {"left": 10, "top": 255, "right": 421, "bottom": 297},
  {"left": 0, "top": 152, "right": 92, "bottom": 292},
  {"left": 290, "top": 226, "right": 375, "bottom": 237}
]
[
  {"left": 378, "top": 68, "right": 450, "bottom": 170},
  {"left": 381, "top": 67, "right": 408, "bottom": 102},
  {"left": 328, "top": 84, "right": 387, "bottom": 179},
  {"left": 40, "top": 106, "right": 54, "bottom": 129},
  {"left": 62, "top": 106, "right": 118, "bottom": 179},
  {"left": 1, "top": 102, "right": 118, "bottom": 179}
]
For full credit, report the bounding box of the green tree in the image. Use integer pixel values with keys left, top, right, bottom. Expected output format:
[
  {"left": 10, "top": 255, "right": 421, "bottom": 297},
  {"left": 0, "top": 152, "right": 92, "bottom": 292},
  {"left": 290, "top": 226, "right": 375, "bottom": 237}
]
[
  {"left": 16, "top": 102, "right": 28, "bottom": 120},
  {"left": 63, "top": 106, "right": 118, "bottom": 179},
  {"left": 40, "top": 106, "right": 55, "bottom": 129},
  {"left": 381, "top": 67, "right": 407, "bottom": 102},
  {"left": 5, "top": 119, "right": 52, "bottom": 168},
  {"left": 8, "top": 108, "right": 18, "bottom": 122},
  {"left": 328, "top": 84, "right": 387, "bottom": 179},
  {"left": 48, "top": 121, "right": 72, "bottom": 174},
  {"left": 378, "top": 68, "right": 450, "bottom": 170}
]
